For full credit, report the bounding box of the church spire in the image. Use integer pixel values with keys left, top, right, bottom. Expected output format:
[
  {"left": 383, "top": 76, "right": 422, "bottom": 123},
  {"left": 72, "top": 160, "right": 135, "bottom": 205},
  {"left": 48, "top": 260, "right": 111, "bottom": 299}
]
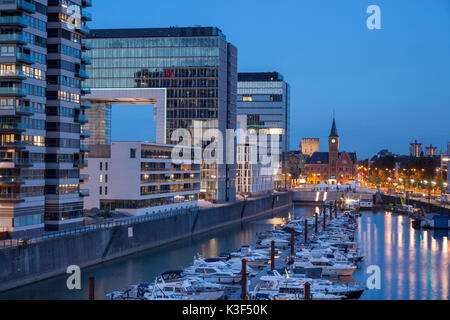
[{"left": 329, "top": 117, "right": 339, "bottom": 137}]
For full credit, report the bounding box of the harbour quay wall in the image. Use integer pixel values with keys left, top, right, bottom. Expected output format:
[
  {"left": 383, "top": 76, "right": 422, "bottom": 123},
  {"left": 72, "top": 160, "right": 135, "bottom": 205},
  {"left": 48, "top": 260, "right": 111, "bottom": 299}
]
[
  {"left": 292, "top": 190, "right": 374, "bottom": 203},
  {"left": 0, "top": 192, "right": 292, "bottom": 293},
  {"left": 380, "top": 194, "right": 450, "bottom": 216}
]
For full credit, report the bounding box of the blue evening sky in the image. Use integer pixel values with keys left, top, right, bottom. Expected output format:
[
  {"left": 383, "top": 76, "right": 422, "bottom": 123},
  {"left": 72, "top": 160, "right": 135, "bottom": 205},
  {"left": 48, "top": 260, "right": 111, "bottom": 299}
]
[{"left": 90, "top": 0, "right": 450, "bottom": 158}]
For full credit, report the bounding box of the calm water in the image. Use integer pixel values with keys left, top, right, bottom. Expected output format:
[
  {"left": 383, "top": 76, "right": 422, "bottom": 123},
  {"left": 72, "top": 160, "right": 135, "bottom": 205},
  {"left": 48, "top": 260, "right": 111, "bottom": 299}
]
[{"left": 0, "top": 207, "right": 448, "bottom": 300}]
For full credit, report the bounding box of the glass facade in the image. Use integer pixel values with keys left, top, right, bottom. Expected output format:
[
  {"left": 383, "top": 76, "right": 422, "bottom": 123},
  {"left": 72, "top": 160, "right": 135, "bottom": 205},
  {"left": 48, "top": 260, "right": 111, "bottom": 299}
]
[
  {"left": 84, "top": 27, "right": 237, "bottom": 202},
  {"left": 237, "top": 73, "right": 291, "bottom": 189},
  {"left": 0, "top": 0, "right": 92, "bottom": 238}
]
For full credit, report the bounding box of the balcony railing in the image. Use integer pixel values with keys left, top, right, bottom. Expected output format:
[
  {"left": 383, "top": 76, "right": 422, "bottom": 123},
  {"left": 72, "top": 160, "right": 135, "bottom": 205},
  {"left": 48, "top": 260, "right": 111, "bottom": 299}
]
[
  {"left": 76, "top": 24, "right": 90, "bottom": 35},
  {"left": 81, "top": 11, "right": 92, "bottom": 21},
  {"left": 16, "top": 52, "right": 35, "bottom": 64},
  {"left": 81, "top": 87, "right": 91, "bottom": 95},
  {"left": 0, "top": 33, "right": 27, "bottom": 44},
  {"left": 74, "top": 159, "right": 88, "bottom": 167},
  {"left": 79, "top": 189, "right": 90, "bottom": 197},
  {"left": 81, "top": 100, "right": 91, "bottom": 109},
  {"left": 76, "top": 69, "right": 89, "bottom": 79},
  {"left": 80, "top": 130, "right": 90, "bottom": 138},
  {"left": 0, "top": 175, "right": 24, "bottom": 184},
  {"left": 0, "top": 193, "right": 24, "bottom": 201},
  {"left": 80, "top": 174, "right": 90, "bottom": 181},
  {"left": 80, "top": 144, "right": 90, "bottom": 152},
  {"left": 0, "top": 141, "right": 25, "bottom": 149},
  {"left": 82, "top": 0, "right": 92, "bottom": 7},
  {"left": 0, "top": 69, "right": 27, "bottom": 80},
  {"left": 0, "top": 122, "right": 26, "bottom": 131},
  {"left": 81, "top": 42, "right": 92, "bottom": 51},
  {"left": 0, "top": 87, "right": 27, "bottom": 96},
  {"left": 17, "top": 0, "right": 36, "bottom": 13},
  {"left": 75, "top": 114, "right": 88, "bottom": 123},
  {"left": 81, "top": 56, "right": 91, "bottom": 65},
  {"left": 0, "top": 15, "right": 27, "bottom": 27}
]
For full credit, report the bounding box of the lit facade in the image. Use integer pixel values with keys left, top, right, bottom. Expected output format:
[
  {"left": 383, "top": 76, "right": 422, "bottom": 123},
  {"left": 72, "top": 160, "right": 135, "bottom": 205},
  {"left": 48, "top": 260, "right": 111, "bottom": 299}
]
[
  {"left": 237, "top": 72, "right": 290, "bottom": 189},
  {"left": 410, "top": 140, "right": 423, "bottom": 157},
  {"left": 82, "top": 141, "right": 200, "bottom": 216},
  {"left": 301, "top": 138, "right": 320, "bottom": 157},
  {"left": 84, "top": 27, "right": 237, "bottom": 203},
  {"left": 305, "top": 118, "right": 358, "bottom": 185},
  {"left": 0, "top": 0, "right": 91, "bottom": 238}
]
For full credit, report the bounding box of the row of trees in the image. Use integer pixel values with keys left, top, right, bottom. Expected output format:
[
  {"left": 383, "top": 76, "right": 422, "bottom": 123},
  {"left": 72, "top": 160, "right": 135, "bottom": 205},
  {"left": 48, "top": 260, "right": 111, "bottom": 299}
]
[{"left": 360, "top": 156, "right": 447, "bottom": 192}]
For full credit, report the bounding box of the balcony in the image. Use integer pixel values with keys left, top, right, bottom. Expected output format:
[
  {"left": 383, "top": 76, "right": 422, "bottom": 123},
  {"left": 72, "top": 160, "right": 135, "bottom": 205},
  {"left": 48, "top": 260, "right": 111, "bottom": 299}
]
[
  {"left": 82, "top": 0, "right": 92, "bottom": 7},
  {"left": 0, "top": 193, "right": 24, "bottom": 202},
  {"left": 14, "top": 158, "right": 32, "bottom": 167},
  {"left": 0, "top": 69, "right": 27, "bottom": 81},
  {"left": 76, "top": 69, "right": 89, "bottom": 79},
  {"left": 79, "top": 189, "right": 90, "bottom": 197},
  {"left": 0, "top": 122, "right": 26, "bottom": 132},
  {"left": 0, "top": 141, "right": 25, "bottom": 149},
  {"left": 81, "top": 42, "right": 92, "bottom": 51},
  {"left": 76, "top": 24, "right": 90, "bottom": 35},
  {"left": 0, "top": 33, "right": 27, "bottom": 45},
  {"left": 80, "top": 86, "right": 91, "bottom": 95},
  {"left": 0, "top": 87, "right": 27, "bottom": 97},
  {"left": 80, "top": 144, "right": 90, "bottom": 152},
  {"left": 80, "top": 174, "right": 89, "bottom": 182},
  {"left": 81, "top": 11, "right": 92, "bottom": 21},
  {"left": 81, "top": 100, "right": 91, "bottom": 109},
  {"left": 75, "top": 114, "right": 88, "bottom": 123},
  {"left": 17, "top": 0, "right": 35, "bottom": 13},
  {"left": 0, "top": 16, "right": 27, "bottom": 28},
  {"left": 0, "top": 175, "right": 25, "bottom": 184},
  {"left": 16, "top": 52, "right": 34, "bottom": 64},
  {"left": 80, "top": 129, "right": 90, "bottom": 138},
  {"left": 81, "top": 56, "right": 91, "bottom": 65},
  {"left": 74, "top": 159, "right": 88, "bottom": 168},
  {"left": 0, "top": 104, "right": 34, "bottom": 116}
]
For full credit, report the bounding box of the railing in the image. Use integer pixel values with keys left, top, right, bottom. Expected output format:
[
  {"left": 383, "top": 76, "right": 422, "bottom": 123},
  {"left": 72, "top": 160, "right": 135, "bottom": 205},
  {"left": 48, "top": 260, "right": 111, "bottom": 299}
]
[
  {"left": 0, "top": 15, "right": 26, "bottom": 26},
  {"left": 0, "top": 87, "right": 27, "bottom": 96},
  {"left": 0, "top": 207, "right": 198, "bottom": 250},
  {"left": 0, "top": 69, "right": 26, "bottom": 79},
  {"left": 17, "top": 0, "right": 36, "bottom": 13},
  {"left": 16, "top": 52, "right": 34, "bottom": 64},
  {"left": 0, "top": 33, "right": 27, "bottom": 44}
]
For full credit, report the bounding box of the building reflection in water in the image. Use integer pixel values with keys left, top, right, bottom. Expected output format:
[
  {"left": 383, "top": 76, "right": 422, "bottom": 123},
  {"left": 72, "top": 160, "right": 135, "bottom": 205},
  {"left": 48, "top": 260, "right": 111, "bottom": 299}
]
[{"left": 355, "top": 211, "right": 449, "bottom": 300}]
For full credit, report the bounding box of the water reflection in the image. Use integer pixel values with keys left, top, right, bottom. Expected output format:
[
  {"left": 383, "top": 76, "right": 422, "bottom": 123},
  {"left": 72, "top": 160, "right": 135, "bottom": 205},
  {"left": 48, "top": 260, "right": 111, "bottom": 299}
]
[
  {"left": 1, "top": 208, "right": 448, "bottom": 300},
  {"left": 353, "top": 212, "right": 449, "bottom": 300}
]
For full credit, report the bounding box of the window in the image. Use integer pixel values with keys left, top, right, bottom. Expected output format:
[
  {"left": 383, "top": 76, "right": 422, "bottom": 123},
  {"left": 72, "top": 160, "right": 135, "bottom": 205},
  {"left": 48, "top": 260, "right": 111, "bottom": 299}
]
[
  {"left": 105, "top": 162, "right": 108, "bottom": 171},
  {"left": 99, "top": 186, "right": 102, "bottom": 195},
  {"left": 105, "top": 187, "right": 108, "bottom": 195},
  {"left": 130, "top": 148, "right": 136, "bottom": 159},
  {"left": 105, "top": 174, "right": 108, "bottom": 183},
  {"left": 100, "top": 162, "right": 102, "bottom": 170},
  {"left": 99, "top": 174, "right": 103, "bottom": 183}
]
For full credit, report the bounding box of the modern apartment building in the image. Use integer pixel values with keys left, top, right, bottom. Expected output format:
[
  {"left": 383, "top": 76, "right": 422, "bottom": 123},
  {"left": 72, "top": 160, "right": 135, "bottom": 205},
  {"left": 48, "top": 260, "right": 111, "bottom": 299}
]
[
  {"left": 83, "top": 27, "right": 237, "bottom": 203},
  {"left": 237, "top": 72, "right": 290, "bottom": 189},
  {"left": 0, "top": 0, "right": 92, "bottom": 238},
  {"left": 82, "top": 142, "right": 200, "bottom": 216},
  {"left": 410, "top": 140, "right": 423, "bottom": 157}
]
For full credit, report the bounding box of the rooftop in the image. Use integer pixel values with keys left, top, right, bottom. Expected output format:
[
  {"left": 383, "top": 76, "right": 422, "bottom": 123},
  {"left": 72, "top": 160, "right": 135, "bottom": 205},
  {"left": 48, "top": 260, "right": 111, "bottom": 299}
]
[
  {"left": 238, "top": 72, "right": 284, "bottom": 82},
  {"left": 88, "top": 26, "right": 226, "bottom": 40}
]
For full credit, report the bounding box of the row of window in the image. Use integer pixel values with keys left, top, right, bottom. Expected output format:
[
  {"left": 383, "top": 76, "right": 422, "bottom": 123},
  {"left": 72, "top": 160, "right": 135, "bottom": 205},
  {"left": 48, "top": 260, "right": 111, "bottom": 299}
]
[
  {"left": 87, "top": 38, "right": 220, "bottom": 50},
  {"left": 48, "top": 43, "right": 81, "bottom": 58}
]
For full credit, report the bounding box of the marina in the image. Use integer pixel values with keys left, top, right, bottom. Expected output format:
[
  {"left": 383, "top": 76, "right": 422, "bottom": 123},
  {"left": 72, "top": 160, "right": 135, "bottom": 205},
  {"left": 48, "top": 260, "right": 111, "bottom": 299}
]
[{"left": 1, "top": 205, "right": 448, "bottom": 300}]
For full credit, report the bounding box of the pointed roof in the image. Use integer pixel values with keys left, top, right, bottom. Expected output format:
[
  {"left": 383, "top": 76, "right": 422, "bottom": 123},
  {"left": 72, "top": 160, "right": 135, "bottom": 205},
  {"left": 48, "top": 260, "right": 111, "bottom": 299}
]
[{"left": 329, "top": 117, "right": 339, "bottom": 137}]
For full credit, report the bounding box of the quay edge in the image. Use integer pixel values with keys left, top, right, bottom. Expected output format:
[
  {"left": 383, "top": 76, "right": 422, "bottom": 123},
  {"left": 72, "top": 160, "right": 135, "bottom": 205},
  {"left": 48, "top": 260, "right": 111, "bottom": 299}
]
[{"left": 0, "top": 192, "right": 293, "bottom": 293}]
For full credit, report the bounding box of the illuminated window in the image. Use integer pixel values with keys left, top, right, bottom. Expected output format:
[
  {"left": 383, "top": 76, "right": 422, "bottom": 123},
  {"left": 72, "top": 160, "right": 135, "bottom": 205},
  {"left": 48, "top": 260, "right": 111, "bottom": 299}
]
[{"left": 243, "top": 96, "right": 253, "bottom": 102}]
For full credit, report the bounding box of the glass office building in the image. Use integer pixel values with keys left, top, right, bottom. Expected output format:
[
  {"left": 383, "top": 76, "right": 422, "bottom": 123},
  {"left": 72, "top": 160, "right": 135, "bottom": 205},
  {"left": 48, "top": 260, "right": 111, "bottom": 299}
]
[
  {"left": 237, "top": 72, "right": 291, "bottom": 189},
  {"left": 0, "top": 0, "right": 92, "bottom": 238},
  {"left": 84, "top": 27, "right": 237, "bottom": 202}
]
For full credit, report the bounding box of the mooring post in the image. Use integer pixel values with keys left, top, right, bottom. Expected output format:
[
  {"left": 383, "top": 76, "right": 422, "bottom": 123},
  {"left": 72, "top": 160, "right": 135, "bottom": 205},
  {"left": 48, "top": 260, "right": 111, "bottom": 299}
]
[
  {"left": 89, "top": 275, "right": 95, "bottom": 301},
  {"left": 315, "top": 212, "right": 318, "bottom": 234},
  {"left": 323, "top": 207, "right": 326, "bottom": 231},
  {"left": 241, "top": 259, "right": 247, "bottom": 300},
  {"left": 290, "top": 229, "right": 295, "bottom": 257},
  {"left": 271, "top": 240, "right": 275, "bottom": 271},
  {"left": 330, "top": 202, "right": 333, "bottom": 221},
  {"left": 304, "top": 219, "right": 308, "bottom": 244},
  {"left": 304, "top": 282, "right": 311, "bottom": 300}
]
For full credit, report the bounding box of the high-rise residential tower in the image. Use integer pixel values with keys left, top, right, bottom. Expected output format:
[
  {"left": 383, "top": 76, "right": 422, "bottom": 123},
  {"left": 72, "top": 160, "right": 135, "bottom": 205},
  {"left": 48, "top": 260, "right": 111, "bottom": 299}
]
[
  {"left": 0, "top": 0, "right": 92, "bottom": 238},
  {"left": 83, "top": 27, "right": 237, "bottom": 202},
  {"left": 237, "top": 72, "right": 290, "bottom": 189}
]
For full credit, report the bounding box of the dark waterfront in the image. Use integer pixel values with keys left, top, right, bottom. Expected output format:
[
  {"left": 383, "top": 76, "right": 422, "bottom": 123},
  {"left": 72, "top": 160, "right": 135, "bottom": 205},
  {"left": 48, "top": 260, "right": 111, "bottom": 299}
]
[{"left": 0, "top": 206, "right": 448, "bottom": 300}]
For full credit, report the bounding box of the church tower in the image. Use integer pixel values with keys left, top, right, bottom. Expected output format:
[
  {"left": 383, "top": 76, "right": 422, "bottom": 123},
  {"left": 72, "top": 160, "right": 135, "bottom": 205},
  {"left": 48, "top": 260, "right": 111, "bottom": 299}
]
[{"left": 328, "top": 117, "right": 340, "bottom": 180}]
